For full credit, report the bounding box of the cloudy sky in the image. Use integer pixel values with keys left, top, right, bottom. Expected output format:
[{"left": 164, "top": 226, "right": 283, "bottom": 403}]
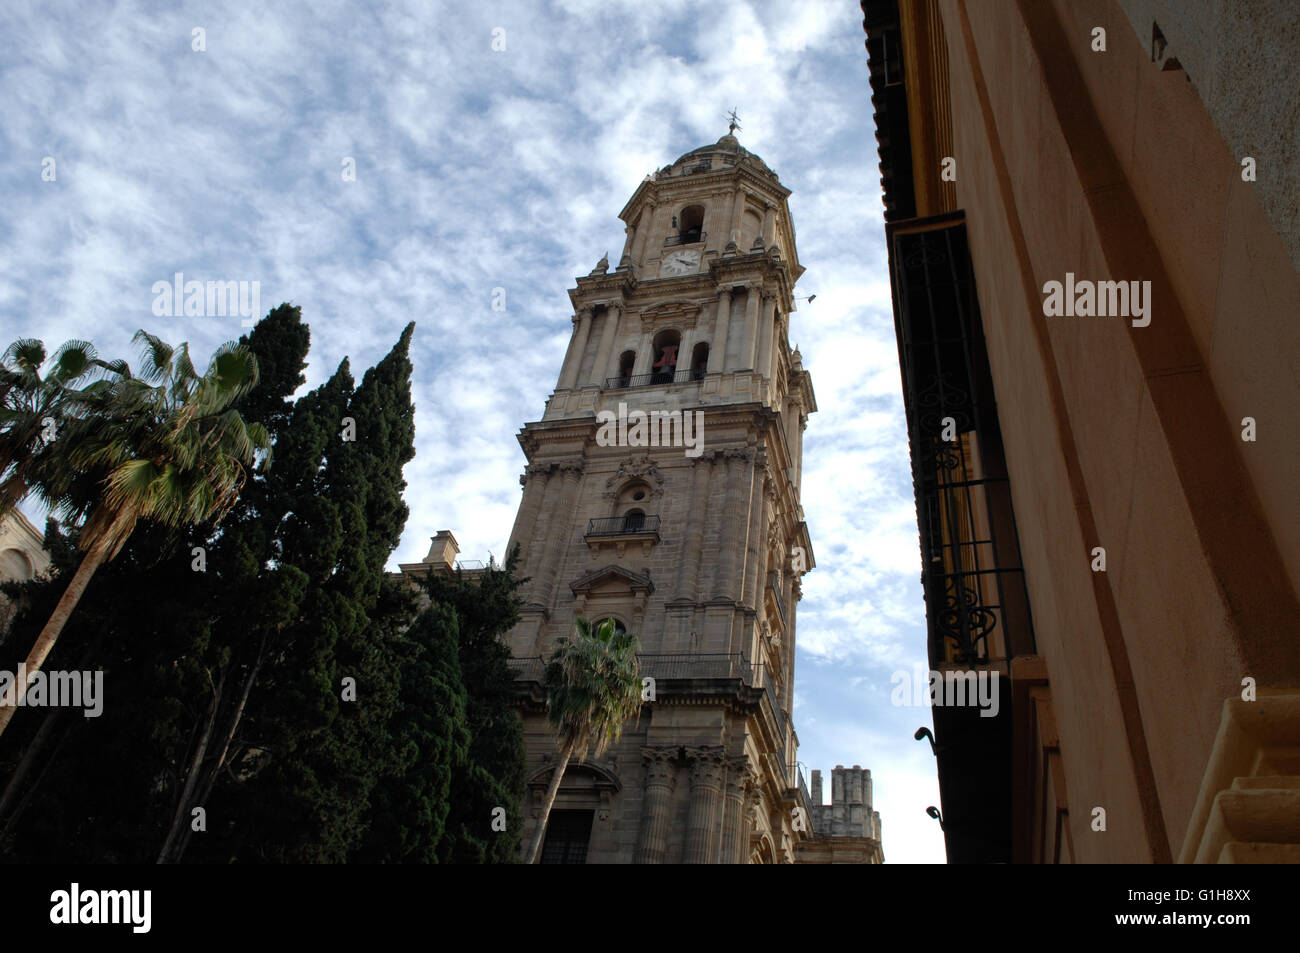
[{"left": 0, "top": 0, "right": 945, "bottom": 862}]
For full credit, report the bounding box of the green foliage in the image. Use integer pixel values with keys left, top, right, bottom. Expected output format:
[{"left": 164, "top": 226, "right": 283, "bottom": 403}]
[
  {"left": 355, "top": 603, "right": 469, "bottom": 862},
  {"left": 544, "top": 616, "right": 643, "bottom": 762},
  {"left": 422, "top": 548, "right": 527, "bottom": 864},
  {"left": 0, "top": 311, "right": 527, "bottom": 864}
]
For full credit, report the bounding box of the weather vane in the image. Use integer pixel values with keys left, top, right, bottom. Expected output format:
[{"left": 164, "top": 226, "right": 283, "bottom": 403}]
[{"left": 727, "top": 108, "right": 742, "bottom": 134}]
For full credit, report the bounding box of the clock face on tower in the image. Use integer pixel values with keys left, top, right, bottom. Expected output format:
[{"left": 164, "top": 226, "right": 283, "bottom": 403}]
[{"left": 659, "top": 249, "right": 701, "bottom": 278}]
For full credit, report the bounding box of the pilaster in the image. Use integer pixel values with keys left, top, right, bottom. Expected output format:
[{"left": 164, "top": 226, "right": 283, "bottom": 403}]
[
  {"left": 634, "top": 746, "right": 679, "bottom": 864},
  {"left": 683, "top": 745, "right": 727, "bottom": 863}
]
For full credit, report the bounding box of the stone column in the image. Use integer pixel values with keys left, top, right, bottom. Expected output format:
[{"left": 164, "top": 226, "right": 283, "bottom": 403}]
[
  {"left": 508, "top": 464, "right": 552, "bottom": 559},
  {"left": 683, "top": 746, "right": 727, "bottom": 863},
  {"left": 678, "top": 326, "right": 696, "bottom": 381},
  {"left": 589, "top": 304, "right": 621, "bottom": 387},
  {"left": 739, "top": 284, "right": 761, "bottom": 370},
  {"left": 558, "top": 309, "right": 593, "bottom": 390},
  {"left": 632, "top": 203, "right": 656, "bottom": 264},
  {"left": 707, "top": 288, "right": 732, "bottom": 374},
  {"left": 713, "top": 450, "right": 751, "bottom": 601},
  {"left": 620, "top": 223, "right": 634, "bottom": 262},
  {"left": 521, "top": 465, "right": 557, "bottom": 596},
  {"left": 744, "top": 471, "right": 771, "bottom": 609},
  {"left": 676, "top": 452, "right": 715, "bottom": 602},
  {"left": 785, "top": 576, "right": 801, "bottom": 711},
  {"left": 762, "top": 202, "right": 776, "bottom": 245},
  {"left": 729, "top": 190, "right": 746, "bottom": 247},
  {"left": 630, "top": 321, "right": 654, "bottom": 377},
  {"left": 755, "top": 296, "right": 777, "bottom": 381},
  {"left": 534, "top": 463, "right": 582, "bottom": 603},
  {"left": 744, "top": 787, "right": 764, "bottom": 864},
  {"left": 722, "top": 757, "right": 757, "bottom": 864},
  {"left": 634, "top": 747, "right": 678, "bottom": 864}
]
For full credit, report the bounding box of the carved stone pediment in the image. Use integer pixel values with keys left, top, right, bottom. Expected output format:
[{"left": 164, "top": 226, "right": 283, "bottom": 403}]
[
  {"left": 569, "top": 565, "right": 654, "bottom": 623},
  {"left": 570, "top": 564, "right": 654, "bottom": 598},
  {"left": 638, "top": 300, "right": 704, "bottom": 330}
]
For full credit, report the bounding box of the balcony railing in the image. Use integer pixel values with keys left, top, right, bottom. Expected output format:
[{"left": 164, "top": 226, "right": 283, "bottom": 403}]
[
  {"left": 766, "top": 571, "right": 786, "bottom": 623},
  {"left": 454, "top": 559, "right": 485, "bottom": 570},
  {"left": 664, "top": 230, "right": 705, "bottom": 247},
  {"left": 508, "top": 651, "right": 793, "bottom": 766},
  {"left": 586, "top": 514, "right": 661, "bottom": 537},
  {"left": 604, "top": 367, "right": 706, "bottom": 389},
  {"left": 507, "top": 652, "right": 752, "bottom": 685},
  {"left": 754, "top": 662, "right": 786, "bottom": 738},
  {"left": 637, "top": 652, "right": 752, "bottom": 680}
]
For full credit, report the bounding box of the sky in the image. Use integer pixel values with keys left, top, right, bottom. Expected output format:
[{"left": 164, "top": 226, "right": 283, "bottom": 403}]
[{"left": 0, "top": 0, "right": 946, "bottom": 862}]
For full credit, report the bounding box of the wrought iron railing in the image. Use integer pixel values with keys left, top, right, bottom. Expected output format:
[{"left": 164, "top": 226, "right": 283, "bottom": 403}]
[
  {"left": 508, "top": 651, "right": 792, "bottom": 759},
  {"left": 638, "top": 652, "right": 751, "bottom": 680},
  {"left": 753, "top": 662, "right": 786, "bottom": 738},
  {"left": 664, "top": 230, "right": 705, "bottom": 246},
  {"left": 506, "top": 656, "right": 544, "bottom": 681},
  {"left": 892, "top": 220, "right": 1037, "bottom": 666},
  {"left": 603, "top": 367, "right": 704, "bottom": 389},
  {"left": 507, "top": 652, "right": 752, "bottom": 684},
  {"left": 585, "top": 514, "right": 661, "bottom": 537}
]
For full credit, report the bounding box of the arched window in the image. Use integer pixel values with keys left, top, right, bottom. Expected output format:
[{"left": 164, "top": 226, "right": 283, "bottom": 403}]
[
  {"left": 691, "top": 342, "right": 709, "bottom": 380},
  {"left": 617, "top": 350, "right": 636, "bottom": 387},
  {"left": 651, "top": 330, "right": 680, "bottom": 384},
  {"left": 677, "top": 205, "right": 704, "bottom": 244},
  {"left": 598, "top": 616, "right": 628, "bottom": 637},
  {"left": 0, "top": 548, "right": 33, "bottom": 581}
]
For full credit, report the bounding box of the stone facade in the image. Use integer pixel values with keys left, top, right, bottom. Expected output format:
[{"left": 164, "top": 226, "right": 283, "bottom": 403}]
[
  {"left": 0, "top": 510, "right": 49, "bottom": 635},
  {"left": 863, "top": 0, "right": 1300, "bottom": 863},
  {"left": 797, "top": 766, "right": 885, "bottom": 864}
]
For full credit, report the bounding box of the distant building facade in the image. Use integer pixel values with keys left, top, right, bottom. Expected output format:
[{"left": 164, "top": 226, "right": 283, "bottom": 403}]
[
  {"left": 797, "top": 766, "right": 885, "bottom": 864},
  {"left": 862, "top": 0, "right": 1300, "bottom": 863},
  {"left": 0, "top": 510, "right": 49, "bottom": 635}
]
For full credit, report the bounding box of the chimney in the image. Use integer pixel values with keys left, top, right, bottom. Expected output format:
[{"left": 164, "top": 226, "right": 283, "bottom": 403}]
[{"left": 423, "top": 530, "right": 460, "bottom": 571}]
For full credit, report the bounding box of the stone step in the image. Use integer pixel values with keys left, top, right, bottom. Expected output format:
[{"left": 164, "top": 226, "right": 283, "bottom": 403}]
[
  {"left": 1195, "top": 787, "right": 1300, "bottom": 862},
  {"left": 1253, "top": 747, "right": 1300, "bottom": 776},
  {"left": 1217, "top": 842, "right": 1300, "bottom": 863},
  {"left": 1232, "top": 775, "right": 1300, "bottom": 791}
]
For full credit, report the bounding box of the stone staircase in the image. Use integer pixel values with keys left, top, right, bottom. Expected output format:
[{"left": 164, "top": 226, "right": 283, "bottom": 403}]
[{"left": 1180, "top": 694, "right": 1300, "bottom": 863}]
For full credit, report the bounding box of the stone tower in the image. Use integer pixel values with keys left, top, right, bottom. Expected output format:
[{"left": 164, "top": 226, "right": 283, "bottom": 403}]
[{"left": 505, "top": 130, "right": 819, "bottom": 864}]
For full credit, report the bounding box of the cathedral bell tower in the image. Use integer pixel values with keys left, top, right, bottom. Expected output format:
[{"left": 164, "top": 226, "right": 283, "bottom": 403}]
[{"left": 506, "top": 129, "right": 818, "bottom": 864}]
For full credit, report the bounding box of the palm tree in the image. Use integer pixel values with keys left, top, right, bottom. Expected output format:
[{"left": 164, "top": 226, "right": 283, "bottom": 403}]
[
  {"left": 524, "top": 616, "right": 642, "bottom": 864},
  {"left": 0, "top": 338, "right": 126, "bottom": 518},
  {"left": 0, "top": 331, "right": 270, "bottom": 740}
]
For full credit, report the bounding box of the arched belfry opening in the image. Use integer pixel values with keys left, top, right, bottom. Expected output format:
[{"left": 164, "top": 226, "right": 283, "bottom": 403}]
[
  {"left": 676, "top": 205, "right": 704, "bottom": 244},
  {"left": 651, "top": 330, "right": 680, "bottom": 383}
]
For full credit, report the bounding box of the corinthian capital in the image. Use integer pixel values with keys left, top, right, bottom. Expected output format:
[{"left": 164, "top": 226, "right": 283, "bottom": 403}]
[
  {"left": 642, "top": 746, "right": 679, "bottom": 788},
  {"left": 685, "top": 745, "right": 727, "bottom": 789}
]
